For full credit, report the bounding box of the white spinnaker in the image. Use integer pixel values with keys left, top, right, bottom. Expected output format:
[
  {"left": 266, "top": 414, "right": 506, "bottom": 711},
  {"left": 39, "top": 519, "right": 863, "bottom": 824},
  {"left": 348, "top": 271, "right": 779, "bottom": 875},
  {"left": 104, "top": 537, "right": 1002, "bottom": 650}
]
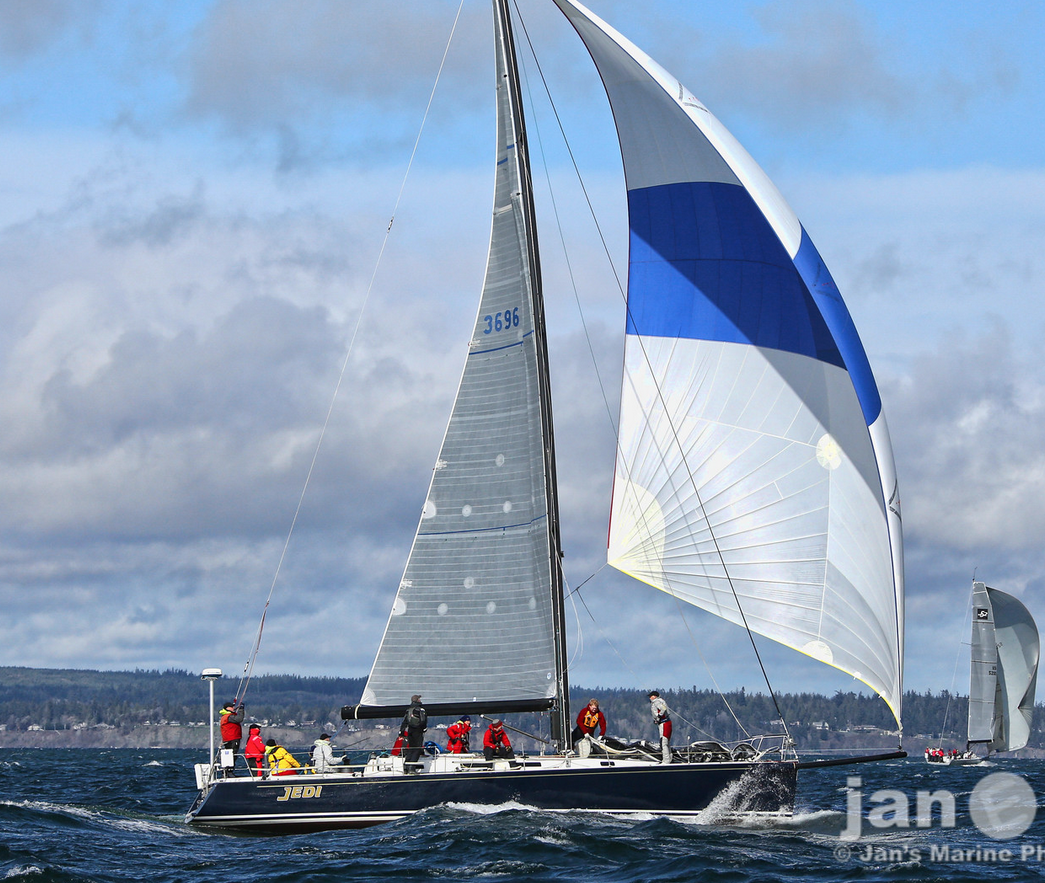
[
  {"left": 552, "top": 0, "right": 801, "bottom": 253},
  {"left": 608, "top": 340, "right": 900, "bottom": 719},
  {"left": 987, "top": 585, "right": 1039, "bottom": 751},
  {"left": 552, "top": 0, "right": 903, "bottom": 724}
]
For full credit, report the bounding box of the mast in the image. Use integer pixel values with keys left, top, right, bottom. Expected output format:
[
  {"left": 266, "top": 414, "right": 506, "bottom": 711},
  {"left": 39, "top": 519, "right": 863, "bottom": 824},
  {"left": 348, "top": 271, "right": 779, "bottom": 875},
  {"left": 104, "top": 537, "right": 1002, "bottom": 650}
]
[
  {"left": 494, "top": 0, "right": 570, "bottom": 748},
  {"left": 343, "top": 0, "right": 568, "bottom": 737}
]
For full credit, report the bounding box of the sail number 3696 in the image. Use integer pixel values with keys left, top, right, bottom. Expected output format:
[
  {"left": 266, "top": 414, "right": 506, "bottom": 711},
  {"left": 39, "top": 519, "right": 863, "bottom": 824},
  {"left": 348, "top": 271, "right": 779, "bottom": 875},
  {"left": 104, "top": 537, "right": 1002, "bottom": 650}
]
[{"left": 483, "top": 308, "right": 520, "bottom": 334}]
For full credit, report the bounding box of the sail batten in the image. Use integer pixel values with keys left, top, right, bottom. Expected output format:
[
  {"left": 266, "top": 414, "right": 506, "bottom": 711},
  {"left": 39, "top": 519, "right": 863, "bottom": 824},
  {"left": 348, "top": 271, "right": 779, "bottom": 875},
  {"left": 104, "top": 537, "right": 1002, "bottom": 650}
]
[{"left": 555, "top": 0, "right": 904, "bottom": 724}]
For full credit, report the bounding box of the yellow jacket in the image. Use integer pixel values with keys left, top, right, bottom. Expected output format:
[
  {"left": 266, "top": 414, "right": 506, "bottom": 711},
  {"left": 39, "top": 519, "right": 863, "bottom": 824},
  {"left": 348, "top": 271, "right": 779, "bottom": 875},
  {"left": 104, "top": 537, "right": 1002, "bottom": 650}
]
[{"left": 265, "top": 744, "right": 301, "bottom": 773}]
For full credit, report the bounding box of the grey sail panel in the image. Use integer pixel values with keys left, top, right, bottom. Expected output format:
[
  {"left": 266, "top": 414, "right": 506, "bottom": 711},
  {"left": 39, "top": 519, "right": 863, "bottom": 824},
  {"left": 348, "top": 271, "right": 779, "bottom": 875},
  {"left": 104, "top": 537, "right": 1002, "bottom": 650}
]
[
  {"left": 987, "top": 585, "right": 1039, "bottom": 752},
  {"left": 360, "top": 3, "right": 558, "bottom": 710},
  {"left": 967, "top": 582, "right": 999, "bottom": 745}
]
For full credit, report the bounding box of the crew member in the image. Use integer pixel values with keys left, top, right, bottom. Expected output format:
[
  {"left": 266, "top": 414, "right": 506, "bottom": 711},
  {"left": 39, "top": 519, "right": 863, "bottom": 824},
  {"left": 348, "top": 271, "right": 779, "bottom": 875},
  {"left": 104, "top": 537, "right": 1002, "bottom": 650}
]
[
  {"left": 483, "top": 719, "right": 515, "bottom": 761},
  {"left": 400, "top": 694, "right": 428, "bottom": 766},
  {"left": 264, "top": 739, "right": 301, "bottom": 776},
  {"left": 311, "top": 732, "right": 344, "bottom": 773},
  {"left": 571, "top": 698, "right": 607, "bottom": 746},
  {"left": 219, "top": 700, "right": 245, "bottom": 753},
  {"left": 446, "top": 715, "right": 472, "bottom": 754},
  {"left": 244, "top": 724, "right": 266, "bottom": 776},
  {"left": 648, "top": 690, "right": 671, "bottom": 764}
]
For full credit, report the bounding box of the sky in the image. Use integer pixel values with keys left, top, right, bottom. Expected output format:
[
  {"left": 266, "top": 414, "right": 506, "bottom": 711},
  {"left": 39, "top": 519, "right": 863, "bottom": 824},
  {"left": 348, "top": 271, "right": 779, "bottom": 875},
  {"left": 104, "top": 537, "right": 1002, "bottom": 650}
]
[{"left": 2, "top": 0, "right": 1045, "bottom": 724}]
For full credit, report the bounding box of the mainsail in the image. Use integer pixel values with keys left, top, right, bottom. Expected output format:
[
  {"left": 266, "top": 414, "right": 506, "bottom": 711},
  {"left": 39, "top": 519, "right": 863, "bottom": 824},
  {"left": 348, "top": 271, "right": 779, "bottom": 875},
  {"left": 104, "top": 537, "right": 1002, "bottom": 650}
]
[
  {"left": 968, "top": 582, "right": 1039, "bottom": 752},
  {"left": 356, "top": 0, "right": 567, "bottom": 724},
  {"left": 554, "top": 0, "right": 904, "bottom": 723}
]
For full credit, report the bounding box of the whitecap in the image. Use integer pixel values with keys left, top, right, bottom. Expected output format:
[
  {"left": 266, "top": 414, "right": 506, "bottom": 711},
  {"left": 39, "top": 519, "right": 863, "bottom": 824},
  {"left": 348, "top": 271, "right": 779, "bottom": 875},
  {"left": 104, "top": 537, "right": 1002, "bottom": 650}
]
[
  {"left": 444, "top": 799, "right": 539, "bottom": 815},
  {"left": 4, "top": 866, "right": 44, "bottom": 879}
]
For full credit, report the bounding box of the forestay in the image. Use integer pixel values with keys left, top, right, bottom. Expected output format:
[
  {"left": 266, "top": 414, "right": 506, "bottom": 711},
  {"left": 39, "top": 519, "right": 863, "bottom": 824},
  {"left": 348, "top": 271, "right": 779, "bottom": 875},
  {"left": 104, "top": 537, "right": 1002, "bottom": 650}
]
[{"left": 555, "top": 0, "right": 905, "bottom": 723}]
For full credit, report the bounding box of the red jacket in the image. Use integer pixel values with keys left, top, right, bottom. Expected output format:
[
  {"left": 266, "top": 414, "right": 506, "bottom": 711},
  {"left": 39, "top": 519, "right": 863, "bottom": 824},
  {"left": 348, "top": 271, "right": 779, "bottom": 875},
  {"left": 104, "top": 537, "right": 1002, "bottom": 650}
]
[
  {"left": 483, "top": 725, "right": 511, "bottom": 751},
  {"left": 576, "top": 706, "right": 606, "bottom": 736},
  {"left": 446, "top": 721, "right": 471, "bottom": 753},
  {"left": 219, "top": 705, "right": 244, "bottom": 742},
  {"left": 245, "top": 732, "right": 265, "bottom": 768}
]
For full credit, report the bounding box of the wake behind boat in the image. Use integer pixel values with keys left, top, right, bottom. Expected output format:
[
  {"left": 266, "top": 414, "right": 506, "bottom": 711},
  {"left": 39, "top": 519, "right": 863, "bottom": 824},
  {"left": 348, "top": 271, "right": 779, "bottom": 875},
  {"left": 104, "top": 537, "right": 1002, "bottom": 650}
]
[{"left": 187, "top": 0, "right": 905, "bottom": 833}]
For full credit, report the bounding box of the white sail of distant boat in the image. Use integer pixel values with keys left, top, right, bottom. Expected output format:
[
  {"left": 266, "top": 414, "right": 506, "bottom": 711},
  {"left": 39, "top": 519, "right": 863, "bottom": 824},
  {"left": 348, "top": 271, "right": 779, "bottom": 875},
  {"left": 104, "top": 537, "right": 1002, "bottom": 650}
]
[
  {"left": 188, "top": 0, "right": 906, "bottom": 833},
  {"left": 969, "top": 581, "right": 1039, "bottom": 752}
]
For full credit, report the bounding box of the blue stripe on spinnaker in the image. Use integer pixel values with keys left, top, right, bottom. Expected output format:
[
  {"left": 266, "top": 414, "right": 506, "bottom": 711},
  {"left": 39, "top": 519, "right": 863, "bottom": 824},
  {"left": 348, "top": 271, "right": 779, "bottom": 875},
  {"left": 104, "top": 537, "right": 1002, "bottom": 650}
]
[
  {"left": 792, "top": 228, "right": 882, "bottom": 425},
  {"left": 626, "top": 180, "right": 881, "bottom": 424}
]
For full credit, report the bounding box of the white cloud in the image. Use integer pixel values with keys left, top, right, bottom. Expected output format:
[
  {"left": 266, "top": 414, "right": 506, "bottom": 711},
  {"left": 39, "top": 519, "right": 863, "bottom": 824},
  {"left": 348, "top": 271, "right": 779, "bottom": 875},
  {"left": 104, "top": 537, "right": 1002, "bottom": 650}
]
[
  {"left": 3, "top": 156, "right": 1045, "bottom": 698},
  {"left": 890, "top": 325, "right": 1045, "bottom": 552},
  {"left": 1, "top": 0, "right": 1044, "bottom": 714}
]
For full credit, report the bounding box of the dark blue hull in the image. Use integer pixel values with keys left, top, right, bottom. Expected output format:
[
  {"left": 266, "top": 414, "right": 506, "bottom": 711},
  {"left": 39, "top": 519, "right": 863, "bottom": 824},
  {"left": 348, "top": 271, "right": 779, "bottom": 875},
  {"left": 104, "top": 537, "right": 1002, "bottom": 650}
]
[{"left": 186, "top": 760, "right": 797, "bottom": 833}]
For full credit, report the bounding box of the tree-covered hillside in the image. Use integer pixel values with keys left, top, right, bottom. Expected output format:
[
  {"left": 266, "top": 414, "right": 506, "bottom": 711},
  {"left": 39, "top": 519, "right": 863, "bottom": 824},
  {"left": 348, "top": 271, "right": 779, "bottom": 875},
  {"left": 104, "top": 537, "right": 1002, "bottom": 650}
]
[
  {"left": 0, "top": 667, "right": 364, "bottom": 734},
  {"left": 1, "top": 667, "right": 1041, "bottom": 754}
]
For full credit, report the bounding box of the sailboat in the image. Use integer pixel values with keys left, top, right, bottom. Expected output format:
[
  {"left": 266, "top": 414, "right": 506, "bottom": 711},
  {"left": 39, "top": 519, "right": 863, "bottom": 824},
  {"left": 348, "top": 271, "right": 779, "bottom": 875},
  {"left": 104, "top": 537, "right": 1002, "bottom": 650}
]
[
  {"left": 186, "top": 0, "right": 905, "bottom": 833},
  {"left": 926, "top": 581, "right": 1038, "bottom": 766}
]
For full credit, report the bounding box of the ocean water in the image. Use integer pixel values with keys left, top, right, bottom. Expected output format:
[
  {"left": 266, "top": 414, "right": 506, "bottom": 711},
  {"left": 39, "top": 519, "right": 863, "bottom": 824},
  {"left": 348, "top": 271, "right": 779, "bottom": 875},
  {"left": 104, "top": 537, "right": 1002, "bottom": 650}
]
[{"left": 1, "top": 749, "right": 1043, "bottom": 882}]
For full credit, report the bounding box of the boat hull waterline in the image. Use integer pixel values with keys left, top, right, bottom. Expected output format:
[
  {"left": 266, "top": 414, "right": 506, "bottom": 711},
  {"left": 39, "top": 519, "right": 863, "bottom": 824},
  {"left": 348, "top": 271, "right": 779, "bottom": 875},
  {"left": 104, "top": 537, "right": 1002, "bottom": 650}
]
[{"left": 186, "top": 759, "right": 797, "bottom": 833}]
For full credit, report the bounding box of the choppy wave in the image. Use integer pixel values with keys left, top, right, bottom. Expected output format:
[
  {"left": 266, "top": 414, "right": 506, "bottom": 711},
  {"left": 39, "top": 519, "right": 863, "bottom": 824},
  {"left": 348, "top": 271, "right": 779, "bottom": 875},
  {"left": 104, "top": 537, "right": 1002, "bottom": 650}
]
[
  {"left": 1, "top": 797, "right": 187, "bottom": 838},
  {"left": 444, "top": 799, "right": 541, "bottom": 816},
  {"left": 0, "top": 749, "right": 1042, "bottom": 882}
]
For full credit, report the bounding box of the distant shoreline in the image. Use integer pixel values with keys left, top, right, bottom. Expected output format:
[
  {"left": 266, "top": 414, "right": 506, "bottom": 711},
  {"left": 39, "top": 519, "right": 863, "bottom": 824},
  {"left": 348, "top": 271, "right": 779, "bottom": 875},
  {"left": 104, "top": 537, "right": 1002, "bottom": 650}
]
[{"left": 3, "top": 666, "right": 1042, "bottom": 757}]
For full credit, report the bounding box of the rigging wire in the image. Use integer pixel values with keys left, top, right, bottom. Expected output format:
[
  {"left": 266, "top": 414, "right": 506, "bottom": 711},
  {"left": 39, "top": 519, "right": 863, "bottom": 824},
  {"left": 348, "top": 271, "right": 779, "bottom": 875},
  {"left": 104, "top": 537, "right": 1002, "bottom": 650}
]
[
  {"left": 512, "top": 5, "right": 780, "bottom": 745},
  {"left": 232, "top": 0, "right": 468, "bottom": 707},
  {"left": 561, "top": 567, "right": 586, "bottom": 673},
  {"left": 564, "top": 559, "right": 740, "bottom": 744},
  {"left": 515, "top": 41, "right": 600, "bottom": 691}
]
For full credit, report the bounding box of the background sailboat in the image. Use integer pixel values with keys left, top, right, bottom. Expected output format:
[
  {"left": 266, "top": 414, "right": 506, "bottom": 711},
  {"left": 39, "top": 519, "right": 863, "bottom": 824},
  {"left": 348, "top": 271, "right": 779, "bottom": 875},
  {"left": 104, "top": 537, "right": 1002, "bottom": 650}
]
[
  {"left": 928, "top": 581, "right": 1038, "bottom": 765},
  {"left": 968, "top": 581, "right": 1039, "bottom": 757}
]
